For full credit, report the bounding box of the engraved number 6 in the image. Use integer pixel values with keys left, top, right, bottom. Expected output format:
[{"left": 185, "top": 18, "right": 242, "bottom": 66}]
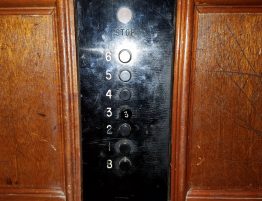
[{"left": 106, "top": 51, "right": 112, "bottom": 62}]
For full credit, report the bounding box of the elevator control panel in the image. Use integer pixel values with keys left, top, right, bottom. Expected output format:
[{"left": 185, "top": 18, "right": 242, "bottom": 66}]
[{"left": 76, "top": 0, "right": 175, "bottom": 200}]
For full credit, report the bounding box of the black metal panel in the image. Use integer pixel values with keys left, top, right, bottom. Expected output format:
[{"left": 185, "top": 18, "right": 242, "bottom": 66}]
[{"left": 75, "top": 0, "right": 176, "bottom": 200}]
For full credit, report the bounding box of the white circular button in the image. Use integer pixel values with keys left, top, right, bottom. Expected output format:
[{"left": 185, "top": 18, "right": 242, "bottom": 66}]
[
  {"left": 119, "top": 49, "right": 132, "bottom": 63},
  {"left": 117, "top": 7, "right": 133, "bottom": 24},
  {"left": 119, "top": 70, "right": 131, "bottom": 82}
]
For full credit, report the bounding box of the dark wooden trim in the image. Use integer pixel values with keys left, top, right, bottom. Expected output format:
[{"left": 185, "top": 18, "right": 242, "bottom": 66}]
[
  {"left": 62, "top": 0, "right": 82, "bottom": 200},
  {"left": 0, "top": 189, "right": 65, "bottom": 196},
  {"left": 171, "top": 0, "right": 195, "bottom": 201},
  {"left": 195, "top": 0, "right": 262, "bottom": 6},
  {"left": 56, "top": 0, "right": 81, "bottom": 201},
  {"left": 0, "top": 7, "right": 54, "bottom": 15},
  {"left": 0, "top": 195, "right": 65, "bottom": 201},
  {"left": 186, "top": 3, "right": 199, "bottom": 198},
  {"left": 0, "top": 0, "right": 56, "bottom": 7},
  {"left": 170, "top": 0, "right": 183, "bottom": 200},
  {"left": 196, "top": 5, "right": 262, "bottom": 13},
  {"left": 187, "top": 189, "right": 262, "bottom": 201}
]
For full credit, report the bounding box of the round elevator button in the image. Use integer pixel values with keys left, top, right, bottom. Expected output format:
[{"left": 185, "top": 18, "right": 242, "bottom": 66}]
[
  {"left": 114, "top": 139, "right": 135, "bottom": 154},
  {"left": 119, "top": 157, "right": 132, "bottom": 172},
  {"left": 117, "top": 7, "right": 133, "bottom": 24},
  {"left": 121, "top": 109, "right": 132, "bottom": 120},
  {"left": 119, "top": 70, "right": 131, "bottom": 82},
  {"left": 119, "top": 143, "right": 131, "bottom": 155},
  {"left": 118, "top": 123, "right": 131, "bottom": 137},
  {"left": 119, "top": 49, "right": 132, "bottom": 63},
  {"left": 119, "top": 89, "right": 131, "bottom": 101}
]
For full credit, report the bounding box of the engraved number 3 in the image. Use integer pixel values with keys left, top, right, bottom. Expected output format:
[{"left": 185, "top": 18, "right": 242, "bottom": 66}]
[{"left": 106, "top": 107, "right": 112, "bottom": 117}]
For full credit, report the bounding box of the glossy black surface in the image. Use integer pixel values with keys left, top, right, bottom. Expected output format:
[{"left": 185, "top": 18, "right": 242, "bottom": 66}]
[{"left": 76, "top": 0, "right": 176, "bottom": 200}]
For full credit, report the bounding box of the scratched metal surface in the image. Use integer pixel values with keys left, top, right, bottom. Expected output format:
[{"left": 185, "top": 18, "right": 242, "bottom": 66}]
[{"left": 76, "top": 0, "right": 175, "bottom": 200}]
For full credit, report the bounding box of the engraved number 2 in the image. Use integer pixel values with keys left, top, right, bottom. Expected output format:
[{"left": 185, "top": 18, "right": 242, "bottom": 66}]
[{"left": 107, "top": 125, "right": 113, "bottom": 135}]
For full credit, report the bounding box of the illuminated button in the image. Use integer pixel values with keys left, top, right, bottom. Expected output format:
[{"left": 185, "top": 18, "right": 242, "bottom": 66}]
[
  {"left": 119, "top": 89, "right": 131, "bottom": 101},
  {"left": 119, "top": 49, "right": 132, "bottom": 63},
  {"left": 117, "top": 7, "right": 133, "bottom": 24},
  {"left": 119, "top": 70, "right": 131, "bottom": 82},
  {"left": 121, "top": 109, "right": 132, "bottom": 120},
  {"left": 118, "top": 123, "right": 131, "bottom": 137}
]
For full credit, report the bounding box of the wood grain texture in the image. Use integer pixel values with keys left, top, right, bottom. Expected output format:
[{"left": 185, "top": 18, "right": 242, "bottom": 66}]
[
  {"left": 0, "top": 10, "right": 63, "bottom": 189},
  {"left": 0, "top": 189, "right": 65, "bottom": 201},
  {"left": 189, "top": 10, "right": 262, "bottom": 189},
  {"left": 0, "top": 0, "right": 55, "bottom": 7},
  {"left": 171, "top": 1, "right": 262, "bottom": 201},
  {"left": 0, "top": 0, "right": 80, "bottom": 201},
  {"left": 195, "top": 0, "right": 262, "bottom": 6},
  {"left": 187, "top": 189, "right": 262, "bottom": 201},
  {"left": 0, "top": 198, "right": 64, "bottom": 201},
  {"left": 0, "top": 195, "right": 65, "bottom": 201}
]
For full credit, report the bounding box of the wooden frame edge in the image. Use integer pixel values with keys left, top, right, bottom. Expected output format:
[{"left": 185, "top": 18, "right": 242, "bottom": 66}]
[
  {"left": 187, "top": 189, "right": 262, "bottom": 200},
  {"left": 0, "top": 0, "right": 56, "bottom": 7},
  {"left": 0, "top": 7, "right": 55, "bottom": 15},
  {"left": 171, "top": 0, "right": 195, "bottom": 201},
  {"left": 66, "top": 0, "right": 82, "bottom": 201},
  {"left": 56, "top": 0, "right": 81, "bottom": 201},
  {"left": 196, "top": 5, "right": 262, "bottom": 13},
  {"left": 195, "top": 0, "right": 262, "bottom": 6}
]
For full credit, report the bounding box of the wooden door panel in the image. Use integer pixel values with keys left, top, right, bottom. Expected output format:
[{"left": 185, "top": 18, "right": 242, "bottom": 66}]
[
  {"left": 0, "top": 10, "right": 62, "bottom": 188},
  {"left": 172, "top": 1, "right": 262, "bottom": 201},
  {"left": 0, "top": 195, "right": 65, "bottom": 201},
  {"left": 0, "top": 1, "right": 56, "bottom": 7},
  {"left": 189, "top": 9, "right": 262, "bottom": 189},
  {"left": 0, "top": 1, "right": 80, "bottom": 201}
]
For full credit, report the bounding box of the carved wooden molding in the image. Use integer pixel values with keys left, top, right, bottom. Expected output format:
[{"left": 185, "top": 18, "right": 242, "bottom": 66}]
[{"left": 0, "top": 7, "right": 54, "bottom": 15}]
